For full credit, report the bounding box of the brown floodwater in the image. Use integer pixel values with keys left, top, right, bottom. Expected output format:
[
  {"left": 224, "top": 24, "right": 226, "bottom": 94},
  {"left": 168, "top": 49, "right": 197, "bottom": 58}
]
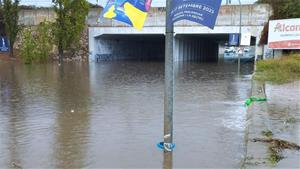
[{"left": 0, "top": 61, "right": 253, "bottom": 168}]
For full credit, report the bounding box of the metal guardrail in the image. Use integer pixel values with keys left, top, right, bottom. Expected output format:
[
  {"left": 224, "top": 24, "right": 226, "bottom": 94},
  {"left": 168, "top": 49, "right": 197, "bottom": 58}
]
[{"left": 96, "top": 54, "right": 113, "bottom": 62}]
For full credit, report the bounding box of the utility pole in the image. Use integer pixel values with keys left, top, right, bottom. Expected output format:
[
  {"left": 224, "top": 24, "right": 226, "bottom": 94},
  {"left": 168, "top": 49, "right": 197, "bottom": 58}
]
[
  {"left": 238, "top": 0, "right": 242, "bottom": 74},
  {"left": 164, "top": 0, "right": 174, "bottom": 153}
]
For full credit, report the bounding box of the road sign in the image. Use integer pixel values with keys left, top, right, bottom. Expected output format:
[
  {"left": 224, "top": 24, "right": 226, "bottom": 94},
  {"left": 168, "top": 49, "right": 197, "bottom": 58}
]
[
  {"left": 229, "top": 34, "right": 239, "bottom": 46},
  {"left": 0, "top": 37, "right": 9, "bottom": 52},
  {"left": 240, "top": 33, "right": 251, "bottom": 46}
]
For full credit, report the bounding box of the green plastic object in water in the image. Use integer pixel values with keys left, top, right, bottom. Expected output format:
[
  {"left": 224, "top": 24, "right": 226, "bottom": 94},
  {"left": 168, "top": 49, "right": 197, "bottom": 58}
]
[
  {"left": 245, "top": 98, "right": 253, "bottom": 107},
  {"left": 245, "top": 96, "right": 267, "bottom": 107}
]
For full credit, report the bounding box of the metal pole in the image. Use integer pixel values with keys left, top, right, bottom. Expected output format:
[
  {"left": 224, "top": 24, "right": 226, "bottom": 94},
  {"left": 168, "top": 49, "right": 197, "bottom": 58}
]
[
  {"left": 164, "top": 0, "right": 174, "bottom": 152},
  {"left": 238, "top": 0, "right": 242, "bottom": 75},
  {"left": 163, "top": 151, "right": 173, "bottom": 169}
]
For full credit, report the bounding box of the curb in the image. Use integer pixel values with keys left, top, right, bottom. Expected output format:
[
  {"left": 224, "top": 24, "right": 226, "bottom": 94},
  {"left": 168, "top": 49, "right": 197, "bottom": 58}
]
[{"left": 241, "top": 80, "right": 271, "bottom": 169}]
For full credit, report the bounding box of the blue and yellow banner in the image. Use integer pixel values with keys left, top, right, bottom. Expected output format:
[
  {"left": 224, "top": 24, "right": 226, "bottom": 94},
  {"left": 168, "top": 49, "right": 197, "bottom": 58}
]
[{"left": 102, "top": 0, "right": 152, "bottom": 30}]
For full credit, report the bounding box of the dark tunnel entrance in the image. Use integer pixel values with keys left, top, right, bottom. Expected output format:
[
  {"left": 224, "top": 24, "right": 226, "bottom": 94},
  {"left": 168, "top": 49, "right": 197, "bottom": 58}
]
[
  {"left": 94, "top": 34, "right": 244, "bottom": 63},
  {"left": 95, "top": 34, "right": 165, "bottom": 61},
  {"left": 174, "top": 34, "right": 226, "bottom": 62}
]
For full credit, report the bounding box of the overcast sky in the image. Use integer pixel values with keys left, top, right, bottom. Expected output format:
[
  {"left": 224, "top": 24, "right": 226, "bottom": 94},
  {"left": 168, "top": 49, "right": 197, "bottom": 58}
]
[{"left": 20, "top": 0, "right": 258, "bottom": 7}]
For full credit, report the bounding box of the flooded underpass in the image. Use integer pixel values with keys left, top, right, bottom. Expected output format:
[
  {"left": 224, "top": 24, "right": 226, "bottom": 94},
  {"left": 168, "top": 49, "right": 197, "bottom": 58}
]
[{"left": 0, "top": 60, "right": 254, "bottom": 168}]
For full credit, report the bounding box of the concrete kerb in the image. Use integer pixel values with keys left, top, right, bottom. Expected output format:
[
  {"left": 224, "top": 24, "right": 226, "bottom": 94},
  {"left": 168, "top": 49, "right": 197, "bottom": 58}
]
[{"left": 241, "top": 80, "right": 272, "bottom": 169}]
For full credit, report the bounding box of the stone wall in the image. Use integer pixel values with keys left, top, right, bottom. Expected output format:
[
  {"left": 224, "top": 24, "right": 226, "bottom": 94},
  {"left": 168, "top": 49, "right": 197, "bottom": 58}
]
[
  {"left": 74, "top": 28, "right": 89, "bottom": 61},
  {"left": 14, "top": 26, "right": 89, "bottom": 61},
  {"left": 18, "top": 8, "right": 102, "bottom": 26}
]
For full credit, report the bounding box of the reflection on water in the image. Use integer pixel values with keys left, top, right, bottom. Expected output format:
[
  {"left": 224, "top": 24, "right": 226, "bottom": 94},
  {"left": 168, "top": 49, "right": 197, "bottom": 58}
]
[
  {"left": 55, "top": 64, "right": 90, "bottom": 168},
  {"left": 0, "top": 61, "right": 253, "bottom": 168}
]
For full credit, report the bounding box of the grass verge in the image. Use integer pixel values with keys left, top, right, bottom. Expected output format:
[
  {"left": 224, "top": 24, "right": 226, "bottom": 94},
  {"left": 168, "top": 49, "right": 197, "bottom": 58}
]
[{"left": 255, "top": 54, "right": 300, "bottom": 84}]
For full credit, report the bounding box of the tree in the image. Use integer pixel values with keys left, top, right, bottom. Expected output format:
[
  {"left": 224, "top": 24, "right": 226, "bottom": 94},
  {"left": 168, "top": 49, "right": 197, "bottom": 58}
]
[
  {"left": 1, "top": 0, "right": 19, "bottom": 57},
  {"left": 0, "top": 0, "right": 6, "bottom": 36},
  {"left": 257, "top": 0, "right": 300, "bottom": 44},
  {"left": 52, "top": 0, "right": 89, "bottom": 63}
]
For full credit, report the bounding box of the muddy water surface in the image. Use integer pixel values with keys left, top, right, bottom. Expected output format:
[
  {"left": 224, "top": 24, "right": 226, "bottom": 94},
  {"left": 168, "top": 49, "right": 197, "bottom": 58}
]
[{"left": 0, "top": 61, "right": 253, "bottom": 168}]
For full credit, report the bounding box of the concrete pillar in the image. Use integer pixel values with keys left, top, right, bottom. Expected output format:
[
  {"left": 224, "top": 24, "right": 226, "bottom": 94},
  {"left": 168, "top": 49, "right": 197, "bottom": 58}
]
[
  {"left": 196, "top": 39, "right": 200, "bottom": 61},
  {"left": 185, "top": 39, "right": 188, "bottom": 61},
  {"left": 200, "top": 40, "right": 203, "bottom": 62},
  {"left": 187, "top": 39, "right": 190, "bottom": 61},
  {"left": 192, "top": 39, "right": 195, "bottom": 61},
  {"left": 183, "top": 39, "right": 187, "bottom": 61},
  {"left": 174, "top": 37, "right": 179, "bottom": 62},
  {"left": 179, "top": 39, "right": 183, "bottom": 61},
  {"left": 194, "top": 40, "right": 197, "bottom": 61},
  {"left": 189, "top": 39, "right": 193, "bottom": 61},
  {"left": 88, "top": 28, "right": 96, "bottom": 62}
]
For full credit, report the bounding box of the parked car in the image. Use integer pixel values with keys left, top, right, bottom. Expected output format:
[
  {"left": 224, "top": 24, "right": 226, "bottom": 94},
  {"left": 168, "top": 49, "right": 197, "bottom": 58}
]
[
  {"left": 224, "top": 46, "right": 236, "bottom": 53},
  {"left": 224, "top": 47, "right": 255, "bottom": 62},
  {"left": 243, "top": 47, "right": 250, "bottom": 53}
]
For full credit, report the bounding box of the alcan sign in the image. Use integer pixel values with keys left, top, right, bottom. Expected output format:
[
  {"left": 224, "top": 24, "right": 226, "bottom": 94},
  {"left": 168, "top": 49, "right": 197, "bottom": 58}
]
[
  {"left": 268, "top": 18, "right": 300, "bottom": 49},
  {"left": 274, "top": 23, "right": 300, "bottom": 32}
]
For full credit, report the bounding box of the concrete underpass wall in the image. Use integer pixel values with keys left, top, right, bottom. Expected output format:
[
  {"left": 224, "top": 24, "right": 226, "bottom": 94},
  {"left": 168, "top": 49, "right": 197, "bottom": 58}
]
[
  {"left": 95, "top": 37, "right": 164, "bottom": 61},
  {"left": 89, "top": 4, "right": 270, "bottom": 62},
  {"left": 175, "top": 37, "right": 218, "bottom": 62},
  {"left": 94, "top": 35, "right": 219, "bottom": 62}
]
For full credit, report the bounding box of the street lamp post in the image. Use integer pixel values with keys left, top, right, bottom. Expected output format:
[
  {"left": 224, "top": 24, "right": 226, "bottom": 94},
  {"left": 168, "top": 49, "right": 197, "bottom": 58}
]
[
  {"left": 163, "top": 0, "right": 175, "bottom": 167},
  {"left": 238, "top": 0, "right": 242, "bottom": 74},
  {"left": 164, "top": 0, "right": 174, "bottom": 153}
]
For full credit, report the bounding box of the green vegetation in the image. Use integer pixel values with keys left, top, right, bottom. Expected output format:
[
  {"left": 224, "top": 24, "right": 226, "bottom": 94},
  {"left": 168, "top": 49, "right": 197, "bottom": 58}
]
[
  {"left": 255, "top": 54, "right": 300, "bottom": 84},
  {"left": 20, "top": 28, "right": 36, "bottom": 64},
  {"left": 52, "top": 0, "right": 89, "bottom": 63},
  {"left": 257, "top": 0, "right": 300, "bottom": 19},
  {"left": 267, "top": 146, "right": 283, "bottom": 166},
  {"left": 261, "top": 130, "right": 273, "bottom": 138},
  {"left": 0, "top": 1, "right": 5, "bottom": 36},
  {"left": 256, "top": 0, "right": 300, "bottom": 44},
  {"left": 253, "top": 137, "right": 300, "bottom": 166},
  {"left": 285, "top": 117, "right": 297, "bottom": 124},
  {"left": 1, "top": 0, "right": 20, "bottom": 57},
  {"left": 1, "top": 0, "right": 89, "bottom": 63},
  {"left": 35, "top": 22, "right": 53, "bottom": 62},
  {"left": 20, "top": 22, "right": 53, "bottom": 64}
]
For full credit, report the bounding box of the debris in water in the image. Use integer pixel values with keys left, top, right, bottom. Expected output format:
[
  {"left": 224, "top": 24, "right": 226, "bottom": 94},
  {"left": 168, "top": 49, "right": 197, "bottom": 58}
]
[
  {"left": 12, "top": 162, "right": 22, "bottom": 169},
  {"left": 268, "top": 146, "right": 284, "bottom": 165},
  {"left": 285, "top": 117, "right": 297, "bottom": 124},
  {"left": 252, "top": 138, "right": 300, "bottom": 151},
  {"left": 261, "top": 130, "right": 273, "bottom": 138},
  {"left": 245, "top": 96, "right": 267, "bottom": 107},
  {"left": 252, "top": 137, "right": 300, "bottom": 165}
]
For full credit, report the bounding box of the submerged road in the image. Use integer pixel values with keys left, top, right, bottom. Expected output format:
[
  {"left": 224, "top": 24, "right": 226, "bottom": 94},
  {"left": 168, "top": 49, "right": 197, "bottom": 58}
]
[{"left": 0, "top": 61, "right": 253, "bottom": 168}]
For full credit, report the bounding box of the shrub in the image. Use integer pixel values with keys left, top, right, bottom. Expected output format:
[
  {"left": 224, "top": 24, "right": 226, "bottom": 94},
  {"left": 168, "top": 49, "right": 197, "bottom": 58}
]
[
  {"left": 20, "top": 28, "right": 36, "bottom": 64},
  {"left": 35, "top": 22, "right": 53, "bottom": 62},
  {"left": 19, "top": 22, "right": 53, "bottom": 64}
]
